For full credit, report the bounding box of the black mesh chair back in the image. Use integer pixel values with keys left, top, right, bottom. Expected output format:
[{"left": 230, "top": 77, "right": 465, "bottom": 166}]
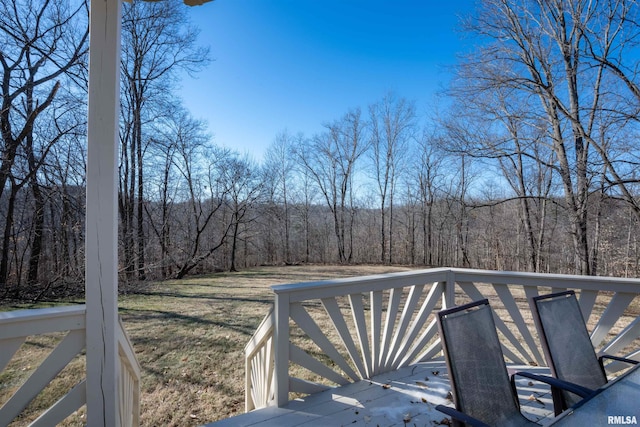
[
  {"left": 438, "top": 299, "right": 534, "bottom": 426},
  {"left": 531, "top": 290, "right": 607, "bottom": 407}
]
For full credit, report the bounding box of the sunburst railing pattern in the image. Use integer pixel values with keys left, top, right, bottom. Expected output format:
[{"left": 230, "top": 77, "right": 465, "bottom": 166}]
[
  {"left": 244, "top": 268, "right": 640, "bottom": 411},
  {"left": 245, "top": 306, "right": 275, "bottom": 412}
]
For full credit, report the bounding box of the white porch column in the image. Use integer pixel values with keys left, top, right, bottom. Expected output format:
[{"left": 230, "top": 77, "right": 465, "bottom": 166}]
[{"left": 86, "top": 0, "right": 122, "bottom": 425}]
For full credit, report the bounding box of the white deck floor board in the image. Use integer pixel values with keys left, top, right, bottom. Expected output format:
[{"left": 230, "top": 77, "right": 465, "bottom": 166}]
[{"left": 207, "top": 361, "right": 555, "bottom": 427}]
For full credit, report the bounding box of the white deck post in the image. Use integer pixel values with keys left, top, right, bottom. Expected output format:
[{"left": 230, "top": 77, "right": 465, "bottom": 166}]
[
  {"left": 85, "top": 0, "right": 122, "bottom": 425},
  {"left": 273, "top": 291, "right": 291, "bottom": 406},
  {"left": 444, "top": 269, "right": 456, "bottom": 309}
]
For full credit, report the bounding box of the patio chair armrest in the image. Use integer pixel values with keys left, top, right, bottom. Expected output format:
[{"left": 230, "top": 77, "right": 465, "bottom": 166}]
[
  {"left": 599, "top": 354, "right": 639, "bottom": 365},
  {"left": 435, "top": 404, "right": 491, "bottom": 427},
  {"left": 511, "top": 371, "right": 593, "bottom": 398}
]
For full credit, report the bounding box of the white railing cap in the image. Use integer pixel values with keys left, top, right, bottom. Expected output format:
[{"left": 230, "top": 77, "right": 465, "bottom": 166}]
[
  {"left": 271, "top": 268, "right": 640, "bottom": 300},
  {"left": 0, "top": 304, "right": 86, "bottom": 323}
]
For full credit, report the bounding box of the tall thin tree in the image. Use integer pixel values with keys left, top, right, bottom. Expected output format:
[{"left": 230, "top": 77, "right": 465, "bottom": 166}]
[{"left": 120, "top": 0, "right": 209, "bottom": 281}]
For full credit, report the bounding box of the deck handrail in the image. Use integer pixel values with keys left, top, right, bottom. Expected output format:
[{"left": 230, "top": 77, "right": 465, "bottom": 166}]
[
  {"left": 245, "top": 267, "right": 640, "bottom": 410},
  {"left": 118, "top": 316, "right": 141, "bottom": 427},
  {"left": 244, "top": 307, "right": 275, "bottom": 411},
  {"left": 0, "top": 305, "right": 140, "bottom": 426}
]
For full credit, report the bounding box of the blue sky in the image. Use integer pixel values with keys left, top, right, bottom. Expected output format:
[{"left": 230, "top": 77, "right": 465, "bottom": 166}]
[{"left": 183, "top": 1, "right": 476, "bottom": 160}]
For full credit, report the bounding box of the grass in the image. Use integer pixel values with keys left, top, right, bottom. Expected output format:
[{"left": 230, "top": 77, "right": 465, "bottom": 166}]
[{"left": 0, "top": 264, "right": 410, "bottom": 426}]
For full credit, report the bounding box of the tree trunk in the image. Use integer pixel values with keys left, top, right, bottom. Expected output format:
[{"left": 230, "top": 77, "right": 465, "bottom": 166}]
[
  {"left": 136, "top": 124, "right": 146, "bottom": 281},
  {"left": 1, "top": 181, "right": 18, "bottom": 293},
  {"left": 27, "top": 175, "right": 45, "bottom": 286},
  {"left": 229, "top": 217, "right": 240, "bottom": 272}
]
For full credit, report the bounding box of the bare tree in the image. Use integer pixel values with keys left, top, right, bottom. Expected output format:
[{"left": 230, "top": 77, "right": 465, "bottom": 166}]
[
  {"left": 45, "top": 129, "right": 86, "bottom": 284},
  {"left": 0, "top": 0, "right": 88, "bottom": 290},
  {"left": 120, "top": 0, "right": 209, "bottom": 281},
  {"left": 455, "top": 0, "right": 633, "bottom": 274},
  {"left": 414, "top": 129, "right": 447, "bottom": 266},
  {"left": 296, "top": 109, "right": 368, "bottom": 263},
  {"left": 443, "top": 82, "right": 557, "bottom": 272},
  {"left": 222, "top": 154, "right": 263, "bottom": 272},
  {"left": 263, "top": 130, "right": 297, "bottom": 264},
  {"left": 292, "top": 137, "right": 319, "bottom": 263},
  {"left": 170, "top": 139, "right": 232, "bottom": 280},
  {"left": 577, "top": 0, "right": 640, "bottom": 227},
  {"left": 143, "top": 105, "right": 213, "bottom": 279},
  {"left": 368, "top": 93, "right": 416, "bottom": 264}
]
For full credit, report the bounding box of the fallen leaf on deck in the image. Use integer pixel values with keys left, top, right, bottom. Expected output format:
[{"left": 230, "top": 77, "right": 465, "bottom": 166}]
[
  {"left": 527, "top": 394, "right": 545, "bottom": 405},
  {"left": 382, "top": 383, "right": 391, "bottom": 389},
  {"left": 415, "top": 381, "right": 429, "bottom": 388},
  {"left": 421, "top": 397, "right": 428, "bottom": 403}
]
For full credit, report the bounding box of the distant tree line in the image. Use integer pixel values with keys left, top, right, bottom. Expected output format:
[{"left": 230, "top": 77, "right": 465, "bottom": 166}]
[{"left": 2, "top": 0, "right": 640, "bottom": 301}]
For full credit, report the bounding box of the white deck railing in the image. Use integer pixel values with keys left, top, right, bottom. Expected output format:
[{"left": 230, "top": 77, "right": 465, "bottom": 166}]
[
  {"left": 245, "top": 267, "right": 640, "bottom": 411},
  {"left": 0, "top": 305, "right": 140, "bottom": 426}
]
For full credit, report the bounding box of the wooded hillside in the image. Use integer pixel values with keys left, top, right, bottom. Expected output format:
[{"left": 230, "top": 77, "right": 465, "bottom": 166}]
[{"left": 2, "top": 0, "right": 640, "bottom": 300}]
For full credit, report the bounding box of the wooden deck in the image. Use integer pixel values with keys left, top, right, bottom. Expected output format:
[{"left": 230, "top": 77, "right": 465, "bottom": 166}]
[{"left": 207, "top": 361, "right": 556, "bottom": 427}]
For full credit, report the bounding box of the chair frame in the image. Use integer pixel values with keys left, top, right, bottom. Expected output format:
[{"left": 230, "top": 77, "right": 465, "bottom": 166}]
[
  {"left": 435, "top": 299, "right": 591, "bottom": 426},
  {"left": 530, "top": 290, "right": 638, "bottom": 414}
]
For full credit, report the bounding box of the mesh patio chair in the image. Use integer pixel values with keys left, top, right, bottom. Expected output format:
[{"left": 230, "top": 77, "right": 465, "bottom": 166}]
[
  {"left": 435, "top": 299, "right": 591, "bottom": 427},
  {"left": 530, "top": 290, "right": 639, "bottom": 413}
]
